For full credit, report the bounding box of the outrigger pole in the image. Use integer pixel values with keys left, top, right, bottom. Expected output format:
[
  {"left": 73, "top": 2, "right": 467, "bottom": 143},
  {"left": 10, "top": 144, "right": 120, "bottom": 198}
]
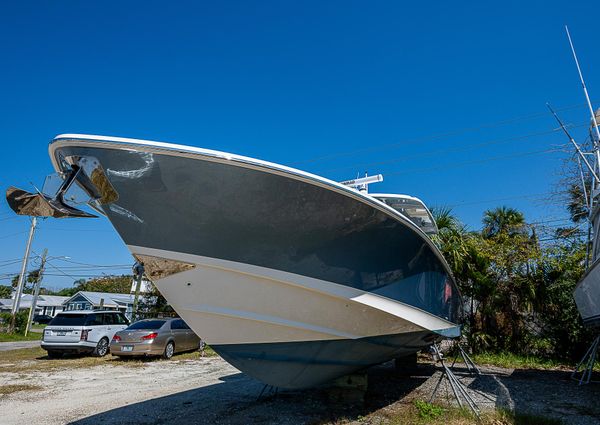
[
  {"left": 547, "top": 103, "right": 600, "bottom": 182},
  {"left": 566, "top": 26, "right": 600, "bottom": 146}
]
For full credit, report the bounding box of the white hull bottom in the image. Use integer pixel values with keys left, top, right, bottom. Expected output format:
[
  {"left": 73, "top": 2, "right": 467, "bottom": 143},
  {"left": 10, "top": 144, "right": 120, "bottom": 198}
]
[{"left": 130, "top": 245, "right": 459, "bottom": 388}]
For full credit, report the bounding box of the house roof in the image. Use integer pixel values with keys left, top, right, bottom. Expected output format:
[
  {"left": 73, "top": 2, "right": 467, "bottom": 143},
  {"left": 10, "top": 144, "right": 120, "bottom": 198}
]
[
  {"left": 36, "top": 295, "right": 69, "bottom": 306},
  {"left": 0, "top": 294, "right": 69, "bottom": 309},
  {"left": 66, "top": 291, "right": 135, "bottom": 307}
]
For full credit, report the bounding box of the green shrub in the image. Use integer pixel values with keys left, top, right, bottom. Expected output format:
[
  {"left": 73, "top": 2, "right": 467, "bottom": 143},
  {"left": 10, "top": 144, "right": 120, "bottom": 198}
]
[
  {"left": 414, "top": 400, "right": 445, "bottom": 420},
  {"left": 0, "top": 309, "right": 30, "bottom": 334}
]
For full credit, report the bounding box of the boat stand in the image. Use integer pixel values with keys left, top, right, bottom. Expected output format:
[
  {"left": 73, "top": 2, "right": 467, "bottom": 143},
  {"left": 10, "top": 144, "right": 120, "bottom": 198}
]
[
  {"left": 450, "top": 341, "right": 481, "bottom": 375},
  {"left": 428, "top": 344, "right": 481, "bottom": 419},
  {"left": 571, "top": 335, "right": 600, "bottom": 385},
  {"left": 257, "top": 384, "right": 279, "bottom": 400}
]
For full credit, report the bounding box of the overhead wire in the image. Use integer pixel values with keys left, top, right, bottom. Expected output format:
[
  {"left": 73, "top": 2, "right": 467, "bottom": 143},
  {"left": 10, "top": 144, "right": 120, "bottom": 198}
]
[
  {"left": 0, "top": 231, "right": 29, "bottom": 240},
  {"left": 292, "top": 102, "right": 591, "bottom": 166},
  {"left": 381, "top": 146, "right": 567, "bottom": 177},
  {"left": 316, "top": 122, "right": 587, "bottom": 174},
  {"left": 445, "top": 191, "right": 569, "bottom": 208}
]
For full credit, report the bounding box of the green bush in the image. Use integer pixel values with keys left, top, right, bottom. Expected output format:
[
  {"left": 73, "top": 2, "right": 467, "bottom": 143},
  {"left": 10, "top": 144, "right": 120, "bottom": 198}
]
[{"left": 0, "top": 309, "right": 30, "bottom": 334}]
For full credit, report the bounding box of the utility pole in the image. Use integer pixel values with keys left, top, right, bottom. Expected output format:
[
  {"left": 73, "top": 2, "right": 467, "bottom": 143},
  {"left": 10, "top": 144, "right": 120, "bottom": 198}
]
[
  {"left": 131, "top": 262, "right": 145, "bottom": 322},
  {"left": 25, "top": 249, "right": 47, "bottom": 336},
  {"left": 10, "top": 216, "right": 37, "bottom": 332}
]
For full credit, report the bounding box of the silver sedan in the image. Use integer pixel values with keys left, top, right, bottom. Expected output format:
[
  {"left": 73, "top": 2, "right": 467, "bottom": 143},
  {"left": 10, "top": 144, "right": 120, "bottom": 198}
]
[{"left": 110, "top": 318, "right": 201, "bottom": 359}]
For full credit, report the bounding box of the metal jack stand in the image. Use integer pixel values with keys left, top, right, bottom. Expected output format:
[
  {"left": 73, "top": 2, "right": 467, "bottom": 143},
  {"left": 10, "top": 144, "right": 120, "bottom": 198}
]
[
  {"left": 429, "top": 344, "right": 481, "bottom": 419},
  {"left": 450, "top": 342, "right": 481, "bottom": 375},
  {"left": 571, "top": 335, "right": 600, "bottom": 385},
  {"left": 257, "top": 384, "right": 278, "bottom": 400}
]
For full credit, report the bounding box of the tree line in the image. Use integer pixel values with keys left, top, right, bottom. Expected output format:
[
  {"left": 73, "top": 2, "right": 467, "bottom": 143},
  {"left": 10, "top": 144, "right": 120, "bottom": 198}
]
[{"left": 433, "top": 203, "right": 594, "bottom": 361}]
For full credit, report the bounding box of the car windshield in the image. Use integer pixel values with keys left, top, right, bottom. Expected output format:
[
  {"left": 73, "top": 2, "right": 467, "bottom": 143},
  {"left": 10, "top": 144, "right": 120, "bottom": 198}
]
[
  {"left": 127, "top": 320, "right": 166, "bottom": 330},
  {"left": 49, "top": 314, "right": 88, "bottom": 326}
]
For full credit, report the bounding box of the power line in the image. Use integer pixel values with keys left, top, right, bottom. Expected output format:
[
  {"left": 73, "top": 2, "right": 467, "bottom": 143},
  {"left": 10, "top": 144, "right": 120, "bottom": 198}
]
[
  {"left": 445, "top": 191, "right": 568, "bottom": 208},
  {"left": 40, "top": 228, "right": 112, "bottom": 233},
  {"left": 292, "top": 102, "right": 592, "bottom": 166},
  {"left": 53, "top": 258, "right": 132, "bottom": 268},
  {"left": 317, "top": 123, "right": 587, "bottom": 174},
  {"left": 44, "top": 261, "right": 83, "bottom": 282},
  {"left": 383, "top": 146, "right": 566, "bottom": 177},
  {"left": 0, "top": 231, "right": 29, "bottom": 240},
  {"left": 0, "top": 260, "right": 25, "bottom": 269}
]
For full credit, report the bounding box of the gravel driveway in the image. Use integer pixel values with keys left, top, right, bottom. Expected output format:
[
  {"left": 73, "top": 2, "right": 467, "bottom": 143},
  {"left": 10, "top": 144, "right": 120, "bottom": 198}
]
[
  {"left": 0, "top": 340, "right": 40, "bottom": 351},
  {"left": 1, "top": 354, "right": 599, "bottom": 425}
]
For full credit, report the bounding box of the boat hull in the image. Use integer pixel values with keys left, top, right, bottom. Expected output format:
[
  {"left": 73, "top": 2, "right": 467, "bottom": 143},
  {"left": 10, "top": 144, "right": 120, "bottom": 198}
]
[
  {"left": 575, "top": 260, "right": 600, "bottom": 329},
  {"left": 49, "top": 134, "right": 461, "bottom": 388}
]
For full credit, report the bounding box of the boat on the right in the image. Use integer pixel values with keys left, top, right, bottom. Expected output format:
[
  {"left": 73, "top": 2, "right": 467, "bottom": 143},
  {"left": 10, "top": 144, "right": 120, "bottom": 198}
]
[
  {"left": 570, "top": 106, "right": 600, "bottom": 384},
  {"left": 555, "top": 28, "right": 600, "bottom": 331},
  {"left": 553, "top": 27, "right": 600, "bottom": 384},
  {"left": 573, "top": 107, "right": 600, "bottom": 329}
]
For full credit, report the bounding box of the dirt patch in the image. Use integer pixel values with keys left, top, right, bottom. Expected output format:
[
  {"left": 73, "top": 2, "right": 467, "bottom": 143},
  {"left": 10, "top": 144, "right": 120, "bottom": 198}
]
[{"left": 0, "top": 383, "right": 42, "bottom": 396}]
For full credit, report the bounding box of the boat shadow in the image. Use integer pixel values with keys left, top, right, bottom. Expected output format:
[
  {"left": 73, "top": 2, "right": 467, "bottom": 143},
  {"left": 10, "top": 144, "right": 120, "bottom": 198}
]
[
  {"left": 69, "top": 362, "right": 433, "bottom": 425},
  {"left": 476, "top": 367, "right": 600, "bottom": 422},
  {"left": 434, "top": 363, "right": 600, "bottom": 424}
]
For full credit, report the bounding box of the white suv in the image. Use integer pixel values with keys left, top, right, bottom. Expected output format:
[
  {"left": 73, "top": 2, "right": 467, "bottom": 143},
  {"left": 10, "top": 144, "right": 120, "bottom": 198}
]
[{"left": 41, "top": 310, "right": 129, "bottom": 358}]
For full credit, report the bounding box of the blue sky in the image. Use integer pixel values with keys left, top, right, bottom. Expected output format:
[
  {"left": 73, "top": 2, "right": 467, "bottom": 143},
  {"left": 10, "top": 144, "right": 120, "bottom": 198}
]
[{"left": 0, "top": 1, "right": 598, "bottom": 289}]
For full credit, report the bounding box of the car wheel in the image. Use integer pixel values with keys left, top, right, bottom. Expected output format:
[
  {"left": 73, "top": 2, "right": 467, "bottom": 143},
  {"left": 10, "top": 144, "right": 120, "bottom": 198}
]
[
  {"left": 93, "top": 337, "right": 110, "bottom": 357},
  {"left": 163, "top": 341, "right": 175, "bottom": 360},
  {"left": 47, "top": 350, "right": 62, "bottom": 359}
]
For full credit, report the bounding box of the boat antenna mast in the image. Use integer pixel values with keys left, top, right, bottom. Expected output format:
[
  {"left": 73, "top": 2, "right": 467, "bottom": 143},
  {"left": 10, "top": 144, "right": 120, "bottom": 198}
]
[{"left": 339, "top": 173, "right": 384, "bottom": 193}]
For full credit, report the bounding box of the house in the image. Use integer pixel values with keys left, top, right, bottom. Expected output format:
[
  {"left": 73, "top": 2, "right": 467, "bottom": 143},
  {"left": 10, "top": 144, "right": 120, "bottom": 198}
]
[
  {"left": 63, "top": 291, "right": 136, "bottom": 319},
  {"left": 35, "top": 295, "right": 69, "bottom": 317},
  {"left": 0, "top": 294, "right": 68, "bottom": 317}
]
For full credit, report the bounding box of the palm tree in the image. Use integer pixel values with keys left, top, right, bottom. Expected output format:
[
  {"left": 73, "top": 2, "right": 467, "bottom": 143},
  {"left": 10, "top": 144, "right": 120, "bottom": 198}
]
[
  {"left": 432, "top": 207, "right": 491, "bottom": 343},
  {"left": 431, "top": 207, "right": 469, "bottom": 274},
  {"left": 482, "top": 206, "right": 526, "bottom": 238}
]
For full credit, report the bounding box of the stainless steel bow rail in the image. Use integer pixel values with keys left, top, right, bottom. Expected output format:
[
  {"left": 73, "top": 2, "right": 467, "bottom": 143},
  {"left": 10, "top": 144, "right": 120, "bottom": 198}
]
[{"left": 428, "top": 343, "right": 481, "bottom": 419}]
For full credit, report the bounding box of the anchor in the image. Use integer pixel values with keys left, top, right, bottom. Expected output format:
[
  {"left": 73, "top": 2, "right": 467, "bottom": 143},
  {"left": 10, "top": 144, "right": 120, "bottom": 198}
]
[{"left": 6, "top": 164, "right": 97, "bottom": 218}]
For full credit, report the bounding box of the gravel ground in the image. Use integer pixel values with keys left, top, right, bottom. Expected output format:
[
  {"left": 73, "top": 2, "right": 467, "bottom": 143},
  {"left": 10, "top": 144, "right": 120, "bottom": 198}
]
[
  {"left": 0, "top": 355, "right": 599, "bottom": 424},
  {"left": 0, "top": 341, "right": 40, "bottom": 351}
]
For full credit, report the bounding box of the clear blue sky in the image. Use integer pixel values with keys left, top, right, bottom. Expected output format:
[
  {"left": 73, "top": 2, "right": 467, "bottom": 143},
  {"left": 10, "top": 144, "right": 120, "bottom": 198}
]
[{"left": 0, "top": 1, "right": 598, "bottom": 290}]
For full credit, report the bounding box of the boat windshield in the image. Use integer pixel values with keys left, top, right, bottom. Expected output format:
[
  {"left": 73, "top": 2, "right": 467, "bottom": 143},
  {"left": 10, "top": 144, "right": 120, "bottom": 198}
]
[{"left": 373, "top": 195, "right": 438, "bottom": 235}]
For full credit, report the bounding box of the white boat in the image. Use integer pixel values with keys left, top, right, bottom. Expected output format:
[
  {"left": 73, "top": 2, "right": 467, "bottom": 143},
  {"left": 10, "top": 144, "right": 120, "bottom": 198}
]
[
  {"left": 7, "top": 134, "right": 461, "bottom": 389},
  {"left": 566, "top": 107, "right": 600, "bottom": 330}
]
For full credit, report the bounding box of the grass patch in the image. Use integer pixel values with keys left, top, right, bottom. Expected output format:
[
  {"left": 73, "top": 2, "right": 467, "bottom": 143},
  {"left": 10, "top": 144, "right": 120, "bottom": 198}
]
[
  {"left": 31, "top": 324, "right": 47, "bottom": 329},
  {"left": 453, "top": 351, "right": 600, "bottom": 373},
  {"left": 373, "top": 401, "right": 562, "bottom": 425},
  {"left": 0, "top": 332, "right": 42, "bottom": 342},
  {"left": 0, "top": 384, "right": 43, "bottom": 396},
  {"left": 467, "top": 352, "right": 567, "bottom": 370}
]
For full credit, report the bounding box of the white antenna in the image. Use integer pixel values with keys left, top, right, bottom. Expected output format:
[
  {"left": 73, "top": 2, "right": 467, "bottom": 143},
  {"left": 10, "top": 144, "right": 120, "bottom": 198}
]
[
  {"left": 339, "top": 174, "right": 383, "bottom": 193},
  {"left": 566, "top": 26, "right": 600, "bottom": 145}
]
